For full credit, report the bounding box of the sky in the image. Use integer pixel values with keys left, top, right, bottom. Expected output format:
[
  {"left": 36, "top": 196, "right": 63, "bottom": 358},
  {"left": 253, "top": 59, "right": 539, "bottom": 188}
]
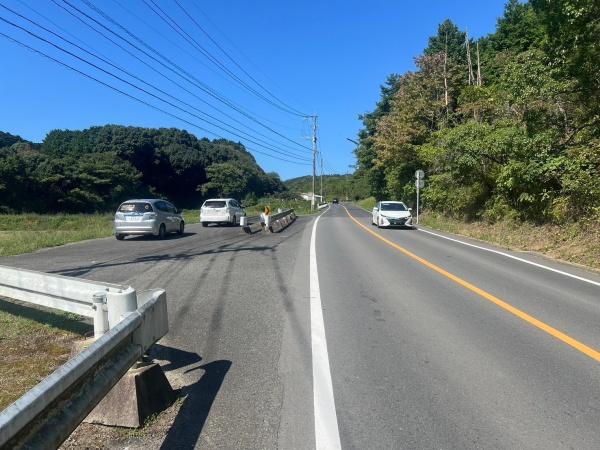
[{"left": 0, "top": 0, "right": 507, "bottom": 180}]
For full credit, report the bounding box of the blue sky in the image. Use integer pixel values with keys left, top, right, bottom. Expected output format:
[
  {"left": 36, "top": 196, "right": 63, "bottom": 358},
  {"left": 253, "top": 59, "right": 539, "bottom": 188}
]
[{"left": 0, "top": 0, "right": 507, "bottom": 179}]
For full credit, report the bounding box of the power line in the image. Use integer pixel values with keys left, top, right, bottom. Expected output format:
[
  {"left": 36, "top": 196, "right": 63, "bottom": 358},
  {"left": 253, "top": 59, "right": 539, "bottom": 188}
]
[
  {"left": 0, "top": 11, "right": 311, "bottom": 162},
  {"left": 0, "top": 2, "right": 310, "bottom": 160},
  {"left": 0, "top": 30, "right": 309, "bottom": 166},
  {"left": 44, "top": 0, "right": 307, "bottom": 158},
  {"left": 172, "top": 0, "right": 308, "bottom": 117},
  {"left": 55, "top": 0, "right": 313, "bottom": 153},
  {"left": 143, "top": 0, "right": 306, "bottom": 118}
]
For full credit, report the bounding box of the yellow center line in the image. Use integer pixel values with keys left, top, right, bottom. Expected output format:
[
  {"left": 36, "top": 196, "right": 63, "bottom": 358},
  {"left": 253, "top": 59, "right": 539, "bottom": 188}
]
[{"left": 343, "top": 205, "right": 600, "bottom": 363}]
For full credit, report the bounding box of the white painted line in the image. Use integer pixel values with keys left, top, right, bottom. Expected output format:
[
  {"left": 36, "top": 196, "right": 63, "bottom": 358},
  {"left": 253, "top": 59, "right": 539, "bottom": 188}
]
[
  {"left": 310, "top": 208, "right": 342, "bottom": 450},
  {"left": 418, "top": 228, "right": 600, "bottom": 288}
]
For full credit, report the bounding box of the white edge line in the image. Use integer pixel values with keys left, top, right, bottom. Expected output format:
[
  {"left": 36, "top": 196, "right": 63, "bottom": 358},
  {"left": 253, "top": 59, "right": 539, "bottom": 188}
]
[
  {"left": 310, "top": 207, "right": 342, "bottom": 450},
  {"left": 350, "top": 203, "right": 600, "bottom": 288},
  {"left": 417, "top": 228, "right": 600, "bottom": 288}
]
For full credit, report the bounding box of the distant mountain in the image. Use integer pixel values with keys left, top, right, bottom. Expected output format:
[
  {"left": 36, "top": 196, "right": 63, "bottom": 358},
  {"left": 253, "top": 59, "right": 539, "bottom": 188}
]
[{"left": 285, "top": 174, "right": 355, "bottom": 199}]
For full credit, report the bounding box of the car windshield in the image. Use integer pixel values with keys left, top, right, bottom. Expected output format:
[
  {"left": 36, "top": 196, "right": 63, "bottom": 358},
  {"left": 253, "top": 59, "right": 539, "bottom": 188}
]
[
  {"left": 380, "top": 202, "right": 406, "bottom": 211},
  {"left": 203, "top": 201, "right": 226, "bottom": 208},
  {"left": 118, "top": 202, "right": 153, "bottom": 213}
]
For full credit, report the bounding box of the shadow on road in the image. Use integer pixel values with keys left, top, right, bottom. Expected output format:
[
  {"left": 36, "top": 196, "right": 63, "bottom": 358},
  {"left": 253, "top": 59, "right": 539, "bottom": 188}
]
[
  {"left": 149, "top": 344, "right": 203, "bottom": 373},
  {"left": 122, "top": 232, "right": 196, "bottom": 241},
  {"left": 159, "top": 359, "right": 232, "bottom": 450},
  {"left": 52, "top": 243, "right": 274, "bottom": 278}
]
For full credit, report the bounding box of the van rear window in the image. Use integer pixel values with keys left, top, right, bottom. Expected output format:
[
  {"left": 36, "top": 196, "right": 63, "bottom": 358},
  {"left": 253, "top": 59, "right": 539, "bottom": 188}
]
[
  {"left": 203, "top": 201, "right": 226, "bottom": 208},
  {"left": 119, "top": 202, "right": 153, "bottom": 213}
]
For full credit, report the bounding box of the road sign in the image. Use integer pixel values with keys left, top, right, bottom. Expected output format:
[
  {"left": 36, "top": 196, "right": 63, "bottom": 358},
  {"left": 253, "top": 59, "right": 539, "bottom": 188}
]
[
  {"left": 415, "top": 169, "right": 424, "bottom": 179},
  {"left": 416, "top": 179, "right": 425, "bottom": 189}
]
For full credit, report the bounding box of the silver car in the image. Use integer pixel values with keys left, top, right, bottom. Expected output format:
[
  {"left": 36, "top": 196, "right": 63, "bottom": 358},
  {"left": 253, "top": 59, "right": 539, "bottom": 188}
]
[{"left": 114, "top": 199, "right": 184, "bottom": 240}]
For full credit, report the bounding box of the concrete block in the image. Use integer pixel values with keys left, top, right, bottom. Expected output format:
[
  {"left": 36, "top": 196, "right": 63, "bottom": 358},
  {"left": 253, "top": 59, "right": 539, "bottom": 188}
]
[{"left": 84, "top": 362, "right": 175, "bottom": 428}]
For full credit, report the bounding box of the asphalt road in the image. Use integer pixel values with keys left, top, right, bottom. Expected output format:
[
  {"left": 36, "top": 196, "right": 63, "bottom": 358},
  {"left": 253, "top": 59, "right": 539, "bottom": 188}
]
[{"left": 3, "top": 204, "right": 600, "bottom": 449}]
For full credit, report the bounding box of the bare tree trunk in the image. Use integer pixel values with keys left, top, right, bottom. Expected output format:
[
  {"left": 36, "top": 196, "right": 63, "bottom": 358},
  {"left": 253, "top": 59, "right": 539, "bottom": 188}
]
[
  {"left": 465, "top": 31, "right": 474, "bottom": 86},
  {"left": 476, "top": 41, "right": 482, "bottom": 86},
  {"left": 444, "top": 33, "right": 449, "bottom": 118}
]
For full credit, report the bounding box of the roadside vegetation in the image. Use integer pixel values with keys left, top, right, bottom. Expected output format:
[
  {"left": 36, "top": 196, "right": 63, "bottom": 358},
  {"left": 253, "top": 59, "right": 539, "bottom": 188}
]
[
  {"left": 0, "top": 299, "right": 90, "bottom": 410},
  {"left": 356, "top": 197, "right": 377, "bottom": 212},
  {"left": 420, "top": 212, "right": 600, "bottom": 271},
  {"left": 349, "top": 0, "right": 599, "bottom": 269},
  {"left": 243, "top": 196, "right": 317, "bottom": 216},
  {"left": 353, "top": 0, "right": 600, "bottom": 229},
  {"left": 0, "top": 210, "right": 199, "bottom": 257},
  {"left": 0, "top": 213, "right": 113, "bottom": 257}
]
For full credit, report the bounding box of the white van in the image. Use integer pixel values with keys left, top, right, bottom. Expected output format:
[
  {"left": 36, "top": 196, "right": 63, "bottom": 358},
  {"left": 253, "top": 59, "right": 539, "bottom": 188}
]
[{"left": 200, "top": 198, "right": 246, "bottom": 227}]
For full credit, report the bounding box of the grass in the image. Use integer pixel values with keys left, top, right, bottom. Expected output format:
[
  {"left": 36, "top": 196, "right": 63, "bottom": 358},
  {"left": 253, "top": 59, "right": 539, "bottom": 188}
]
[
  {"left": 0, "top": 210, "right": 202, "bottom": 257},
  {"left": 0, "top": 213, "right": 115, "bottom": 257},
  {"left": 0, "top": 298, "right": 90, "bottom": 410},
  {"left": 420, "top": 211, "right": 600, "bottom": 271},
  {"left": 243, "top": 197, "right": 319, "bottom": 216},
  {"left": 356, "top": 197, "right": 377, "bottom": 211}
]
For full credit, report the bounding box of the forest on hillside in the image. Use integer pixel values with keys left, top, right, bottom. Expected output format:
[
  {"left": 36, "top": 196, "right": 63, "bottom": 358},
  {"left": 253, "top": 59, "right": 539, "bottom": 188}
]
[
  {"left": 0, "top": 126, "right": 285, "bottom": 213},
  {"left": 355, "top": 0, "right": 600, "bottom": 223},
  {"left": 284, "top": 174, "right": 369, "bottom": 200}
]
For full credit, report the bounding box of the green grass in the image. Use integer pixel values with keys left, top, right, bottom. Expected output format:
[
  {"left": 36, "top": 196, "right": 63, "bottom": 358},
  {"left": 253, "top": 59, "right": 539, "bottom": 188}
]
[
  {"left": 243, "top": 197, "right": 319, "bottom": 216},
  {"left": 355, "top": 197, "right": 377, "bottom": 211},
  {"left": 0, "top": 214, "right": 115, "bottom": 257},
  {"left": 420, "top": 211, "right": 600, "bottom": 271},
  {"left": 0, "top": 299, "right": 90, "bottom": 410}
]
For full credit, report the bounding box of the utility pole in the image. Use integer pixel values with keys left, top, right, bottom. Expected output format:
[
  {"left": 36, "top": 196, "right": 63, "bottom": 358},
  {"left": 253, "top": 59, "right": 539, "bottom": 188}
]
[
  {"left": 320, "top": 153, "right": 323, "bottom": 201},
  {"left": 310, "top": 115, "right": 317, "bottom": 211}
]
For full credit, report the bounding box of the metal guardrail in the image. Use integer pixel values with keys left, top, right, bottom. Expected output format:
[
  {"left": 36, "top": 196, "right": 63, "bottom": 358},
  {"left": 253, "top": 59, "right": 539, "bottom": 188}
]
[
  {"left": 0, "top": 266, "right": 169, "bottom": 449},
  {"left": 0, "top": 265, "right": 137, "bottom": 337}
]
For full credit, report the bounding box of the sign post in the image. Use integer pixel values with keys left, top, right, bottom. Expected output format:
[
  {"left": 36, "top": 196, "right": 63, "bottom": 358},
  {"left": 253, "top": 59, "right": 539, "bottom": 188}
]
[{"left": 415, "top": 170, "right": 424, "bottom": 224}]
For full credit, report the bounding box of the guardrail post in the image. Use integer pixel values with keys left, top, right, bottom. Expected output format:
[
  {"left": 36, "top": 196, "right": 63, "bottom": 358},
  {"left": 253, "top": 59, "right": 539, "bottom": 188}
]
[
  {"left": 240, "top": 216, "right": 247, "bottom": 227},
  {"left": 106, "top": 288, "right": 138, "bottom": 329},
  {"left": 92, "top": 292, "right": 109, "bottom": 338}
]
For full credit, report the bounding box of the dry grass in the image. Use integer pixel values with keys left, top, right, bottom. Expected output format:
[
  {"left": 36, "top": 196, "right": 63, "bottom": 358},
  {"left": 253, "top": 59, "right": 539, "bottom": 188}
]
[
  {"left": 420, "top": 212, "right": 600, "bottom": 271},
  {"left": 0, "top": 299, "right": 91, "bottom": 410}
]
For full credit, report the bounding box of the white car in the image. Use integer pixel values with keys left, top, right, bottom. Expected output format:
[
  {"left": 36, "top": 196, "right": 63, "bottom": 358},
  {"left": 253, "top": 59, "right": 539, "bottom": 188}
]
[
  {"left": 372, "top": 201, "right": 413, "bottom": 228},
  {"left": 200, "top": 198, "right": 246, "bottom": 227}
]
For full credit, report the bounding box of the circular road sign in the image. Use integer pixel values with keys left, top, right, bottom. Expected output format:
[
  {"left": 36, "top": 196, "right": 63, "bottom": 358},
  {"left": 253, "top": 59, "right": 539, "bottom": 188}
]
[{"left": 415, "top": 169, "right": 425, "bottom": 179}]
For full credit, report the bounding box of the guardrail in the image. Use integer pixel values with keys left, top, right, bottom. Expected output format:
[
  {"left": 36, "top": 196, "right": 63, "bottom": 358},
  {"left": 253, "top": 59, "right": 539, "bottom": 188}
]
[
  {"left": 264, "top": 208, "right": 296, "bottom": 232},
  {"left": 0, "top": 265, "right": 137, "bottom": 338},
  {"left": 0, "top": 266, "right": 169, "bottom": 449}
]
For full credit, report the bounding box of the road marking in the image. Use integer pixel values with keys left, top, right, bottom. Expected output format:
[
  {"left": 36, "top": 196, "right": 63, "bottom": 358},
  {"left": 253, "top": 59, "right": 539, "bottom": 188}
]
[
  {"left": 353, "top": 203, "right": 600, "bottom": 287},
  {"left": 343, "top": 205, "right": 600, "bottom": 363},
  {"left": 417, "top": 228, "right": 600, "bottom": 288},
  {"left": 310, "top": 209, "right": 342, "bottom": 450}
]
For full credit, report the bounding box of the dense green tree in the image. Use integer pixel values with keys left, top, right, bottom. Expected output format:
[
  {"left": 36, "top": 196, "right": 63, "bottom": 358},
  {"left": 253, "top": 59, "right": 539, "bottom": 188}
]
[{"left": 353, "top": 0, "right": 600, "bottom": 224}]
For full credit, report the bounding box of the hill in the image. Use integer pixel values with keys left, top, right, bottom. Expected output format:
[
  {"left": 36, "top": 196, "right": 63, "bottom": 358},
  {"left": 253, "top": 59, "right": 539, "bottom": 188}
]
[
  {"left": 284, "top": 174, "right": 370, "bottom": 200},
  {"left": 0, "top": 125, "right": 285, "bottom": 213}
]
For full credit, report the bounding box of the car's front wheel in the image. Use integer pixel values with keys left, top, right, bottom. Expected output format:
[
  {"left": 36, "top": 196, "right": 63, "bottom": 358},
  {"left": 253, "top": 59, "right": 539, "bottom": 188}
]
[
  {"left": 202, "top": 222, "right": 208, "bottom": 227},
  {"left": 178, "top": 221, "right": 185, "bottom": 235},
  {"left": 231, "top": 215, "right": 237, "bottom": 226}
]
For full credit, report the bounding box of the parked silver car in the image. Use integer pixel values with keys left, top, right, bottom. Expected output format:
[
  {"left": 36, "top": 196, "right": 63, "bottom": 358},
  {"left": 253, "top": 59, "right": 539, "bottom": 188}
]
[{"left": 114, "top": 199, "right": 184, "bottom": 240}]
